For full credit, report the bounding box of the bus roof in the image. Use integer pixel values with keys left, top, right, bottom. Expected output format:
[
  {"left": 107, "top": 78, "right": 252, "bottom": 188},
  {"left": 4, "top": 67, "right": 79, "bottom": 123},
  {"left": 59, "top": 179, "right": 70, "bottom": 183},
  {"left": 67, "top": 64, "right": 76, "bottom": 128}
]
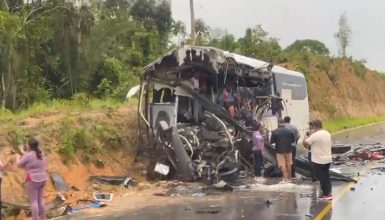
[
  {"left": 224, "top": 51, "right": 305, "bottom": 79},
  {"left": 141, "top": 45, "right": 305, "bottom": 79}
]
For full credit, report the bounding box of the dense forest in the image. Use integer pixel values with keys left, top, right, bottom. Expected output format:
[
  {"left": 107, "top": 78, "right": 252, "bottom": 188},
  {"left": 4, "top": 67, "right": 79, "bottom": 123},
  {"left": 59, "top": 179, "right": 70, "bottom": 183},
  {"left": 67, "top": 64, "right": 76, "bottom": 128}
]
[{"left": 0, "top": 0, "right": 384, "bottom": 114}]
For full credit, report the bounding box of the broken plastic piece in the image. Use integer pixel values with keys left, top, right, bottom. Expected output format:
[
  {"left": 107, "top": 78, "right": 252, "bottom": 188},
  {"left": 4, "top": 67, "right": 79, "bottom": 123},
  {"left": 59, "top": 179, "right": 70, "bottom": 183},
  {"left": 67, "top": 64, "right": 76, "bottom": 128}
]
[
  {"left": 51, "top": 172, "right": 68, "bottom": 192},
  {"left": 89, "top": 176, "right": 128, "bottom": 185},
  {"left": 93, "top": 193, "right": 113, "bottom": 201},
  {"left": 192, "top": 192, "right": 206, "bottom": 197},
  {"left": 154, "top": 163, "right": 170, "bottom": 176}
]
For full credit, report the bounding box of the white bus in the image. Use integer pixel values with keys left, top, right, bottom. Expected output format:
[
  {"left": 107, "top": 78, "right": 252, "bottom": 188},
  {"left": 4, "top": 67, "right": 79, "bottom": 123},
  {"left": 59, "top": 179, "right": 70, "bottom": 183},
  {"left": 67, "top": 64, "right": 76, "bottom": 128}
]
[{"left": 137, "top": 45, "right": 310, "bottom": 181}]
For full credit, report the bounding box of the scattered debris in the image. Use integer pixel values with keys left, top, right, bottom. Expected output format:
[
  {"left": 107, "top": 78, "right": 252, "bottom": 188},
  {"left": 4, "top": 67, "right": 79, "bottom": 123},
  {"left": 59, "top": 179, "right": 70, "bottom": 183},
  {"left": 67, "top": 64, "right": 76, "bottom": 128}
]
[
  {"left": 93, "top": 193, "right": 113, "bottom": 201},
  {"left": 332, "top": 143, "right": 352, "bottom": 154},
  {"left": 154, "top": 163, "right": 170, "bottom": 176},
  {"left": 70, "top": 186, "right": 80, "bottom": 191},
  {"left": 233, "top": 185, "right": 251, "bottom": 192},
  {"left": 122, "top": 177, "right": 136, "bottom": 188},
  {"left": 196, "top": 208, "right": 220, "bottom": 214},
  {"left": 65, "top": 200, "right": 107, "bottom": 215},
  {"left": 350, "top": 187, "right": 356, "bottom": 191},
  {"left": 192, "top": 192, "right": 206, "bottom": 197},
  {"left": 212, "top": 180, "right": 234, "bottom": 191},
  {"left": 299, "top": 192, "right": 312, "bottom": 198},
  {"left": 265, "top": 200, "right": 273, "bottom": 208},
  {"left": 305, "top": 214, "right": 314, "bottom": 218},
  {"left": 153, "top": 192, "right": 170, "bottom": 197},
  {"left": 51, "top": 172, "right": 68, "bottom": 192},
  {"left": 89, "top": 176, "right": 136, "bottom": 187},
  {"left": 371, "top": 166, "right": 385, "bottom": 172}
]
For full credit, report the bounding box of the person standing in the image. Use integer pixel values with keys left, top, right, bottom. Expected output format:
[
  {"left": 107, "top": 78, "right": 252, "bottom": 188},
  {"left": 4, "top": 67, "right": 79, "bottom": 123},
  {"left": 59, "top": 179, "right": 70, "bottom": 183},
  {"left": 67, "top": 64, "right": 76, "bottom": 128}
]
[
  {"left": 252, "top": 121, "right": 265, "bottom": 182},
  {"left": 284, "top": 116, "right": 300, "bottom": 179},
  {"left": 271, "top": 119, "right": 296, "bottom": 183},
  {"left": 16, "top": 137, "right": 48, "bottom": 220},
  {"left": 303, "top": 119, "right": 333, "bottom": 200}
]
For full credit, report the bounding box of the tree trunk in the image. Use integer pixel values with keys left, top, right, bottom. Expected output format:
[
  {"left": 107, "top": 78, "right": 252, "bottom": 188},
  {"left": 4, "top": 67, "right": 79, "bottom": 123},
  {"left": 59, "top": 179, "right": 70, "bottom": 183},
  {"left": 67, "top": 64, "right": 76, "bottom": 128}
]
[
  {"left": 3, "top": 55, "right": 16, "bottom": 110},
  {"left": 69, "top": 61, "right": 73, "bottom": 95},
  {"left": 1, "top": 73, "right": 5, "bottom": 109},
  {"left": 0, "top": 0, "right": 9, "bottom": 11},
  {"left": 189, "top": 0, "right": 196, "bottom": 45}
]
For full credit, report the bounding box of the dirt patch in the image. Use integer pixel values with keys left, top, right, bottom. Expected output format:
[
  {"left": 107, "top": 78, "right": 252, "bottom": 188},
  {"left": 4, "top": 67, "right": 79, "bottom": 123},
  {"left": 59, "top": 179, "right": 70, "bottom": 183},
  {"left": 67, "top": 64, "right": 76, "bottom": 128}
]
[
  {"left": 0, "top": 104, "right": 147, "bottom": 214},
  {"left": 282, "top": 57, "right": 385, "bottom": 119}
]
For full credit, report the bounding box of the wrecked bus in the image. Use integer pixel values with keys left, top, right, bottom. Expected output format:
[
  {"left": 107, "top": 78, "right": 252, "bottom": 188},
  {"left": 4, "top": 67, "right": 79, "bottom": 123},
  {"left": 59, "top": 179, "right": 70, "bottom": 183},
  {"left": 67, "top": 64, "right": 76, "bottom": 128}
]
[{"left": 137, "top": 45, "right": 310, "bottom": 183}]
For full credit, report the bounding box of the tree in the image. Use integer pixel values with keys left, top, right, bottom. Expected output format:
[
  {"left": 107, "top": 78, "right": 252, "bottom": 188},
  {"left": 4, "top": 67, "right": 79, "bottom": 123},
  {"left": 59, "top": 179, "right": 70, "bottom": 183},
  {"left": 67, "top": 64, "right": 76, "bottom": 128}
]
[
  {"left": 172, "top": 20, "right": 186, "bottom": 45},
  {"left": 211, "top": 27, "right": 225, "bottom": 40},
  {"left": 0, "top": 0, "right": 60, "bottom": 109},
  {"left": 194, "top": 18, "right": 211, "bottom": 45},
  {"left": 130, "top": 0, "right": 173, "bottom": 46},
  {"left": 334, "top": 12, "right": 351, "bottom": 58},
  {"left": 237, "top": 25, "right": 282, "bottom": 63},
  {"left": 0, "top": 0, "right": 173, "bottom": 110},
  {"left": 285, "top": 39, "right": 330, "bottom": 55},
  {"left": 50, "top": 1, "right": 95, "bottom": 97},
  {"left": 0, "top": 0, "right": 9, "bottom": 11},
  {"left": 210, "top": 34, "right": 238, "bottom": 52}
]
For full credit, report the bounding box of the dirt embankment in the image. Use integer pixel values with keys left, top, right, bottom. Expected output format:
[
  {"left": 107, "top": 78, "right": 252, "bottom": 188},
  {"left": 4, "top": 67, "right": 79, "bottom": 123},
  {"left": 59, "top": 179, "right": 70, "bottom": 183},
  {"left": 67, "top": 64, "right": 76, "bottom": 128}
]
[
  {"left": 282, "top": 56, "right": 385, "bottom": 120},
  {"left": 0, "top": 105, "right": 147, "bottom": 210}
]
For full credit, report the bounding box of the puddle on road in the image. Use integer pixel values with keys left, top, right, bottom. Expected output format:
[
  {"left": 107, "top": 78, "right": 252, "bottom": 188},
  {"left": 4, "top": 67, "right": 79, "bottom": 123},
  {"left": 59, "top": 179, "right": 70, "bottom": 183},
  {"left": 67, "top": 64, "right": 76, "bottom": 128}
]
[{"left": 249, "top": 182, "right": 313, "bottom": 193}]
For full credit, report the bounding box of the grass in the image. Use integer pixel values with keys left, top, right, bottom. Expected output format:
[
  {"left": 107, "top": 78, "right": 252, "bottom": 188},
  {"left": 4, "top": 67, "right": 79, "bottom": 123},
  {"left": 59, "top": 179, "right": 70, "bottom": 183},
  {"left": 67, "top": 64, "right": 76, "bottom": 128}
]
[
  {"left": 324, "top": 115, "right": 385, "bottom": 133},
  {"left": 0, "top": 97, "right": 138, "bottom": 122}
]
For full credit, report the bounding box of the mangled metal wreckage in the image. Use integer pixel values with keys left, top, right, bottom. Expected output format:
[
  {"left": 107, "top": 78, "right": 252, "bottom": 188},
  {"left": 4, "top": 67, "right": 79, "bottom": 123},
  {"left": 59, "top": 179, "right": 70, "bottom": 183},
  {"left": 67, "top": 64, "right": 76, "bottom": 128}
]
[{"left": 137, "top": 45, "right": 354, "bottom": 184}]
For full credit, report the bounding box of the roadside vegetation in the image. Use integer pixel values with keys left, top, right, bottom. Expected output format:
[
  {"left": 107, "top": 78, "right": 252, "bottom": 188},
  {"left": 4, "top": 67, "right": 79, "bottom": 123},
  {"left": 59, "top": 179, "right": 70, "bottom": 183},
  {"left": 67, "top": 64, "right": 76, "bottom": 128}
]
[
  {"left": 0, "top": 97, "right": 135, "bottom": 122},
  {"left": 324, "top": 115, "right": 385, "bottom": 133},
  {"left": 0, "top": 98, "right": 138, "bottom": 165}
]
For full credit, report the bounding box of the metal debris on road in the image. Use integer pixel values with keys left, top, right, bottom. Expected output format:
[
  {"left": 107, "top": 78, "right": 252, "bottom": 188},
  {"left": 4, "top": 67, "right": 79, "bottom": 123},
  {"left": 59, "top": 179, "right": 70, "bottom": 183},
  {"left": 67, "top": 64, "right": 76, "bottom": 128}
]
[
  {"left": 93, "top": 193, "right": 113, "bottom": 201},
  {"left": 51, "top": 172, "right": 68, "bottom": 192},
  {"left": 89, "top": 176, "right": 137, "bottom": 186},
  {"left": 192, "top": 192, "right": 206, "bottom": 197},
  {"left": 299, "top": 192, "right": 312, "bottom": 198},
  {"left": 265, "top": 200, "right": 273, "bottom": 208}
]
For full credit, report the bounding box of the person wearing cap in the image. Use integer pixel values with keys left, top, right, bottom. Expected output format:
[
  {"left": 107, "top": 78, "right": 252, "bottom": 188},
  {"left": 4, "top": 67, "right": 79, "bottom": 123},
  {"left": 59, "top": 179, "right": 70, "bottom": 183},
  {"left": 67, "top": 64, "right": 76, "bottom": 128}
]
[
  {"left": 252, "top": 120, "right": 265, "bottom": 182},
  {"left": 14, "top": 137, "right": 48, "bottom": 220},
  {"left": 270, "top": 119, "right": 296, "bottom": 183},
  {"left": 303, "top": 119, "right": 333, "bottom": 200}
]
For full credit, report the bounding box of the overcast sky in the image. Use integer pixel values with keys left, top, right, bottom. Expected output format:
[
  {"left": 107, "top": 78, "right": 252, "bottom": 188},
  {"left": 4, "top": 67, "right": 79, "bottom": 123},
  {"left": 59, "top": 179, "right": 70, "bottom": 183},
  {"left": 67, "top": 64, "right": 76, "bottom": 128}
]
[{"left": 171, "top": 0, "right": 385, "bottom": 72}]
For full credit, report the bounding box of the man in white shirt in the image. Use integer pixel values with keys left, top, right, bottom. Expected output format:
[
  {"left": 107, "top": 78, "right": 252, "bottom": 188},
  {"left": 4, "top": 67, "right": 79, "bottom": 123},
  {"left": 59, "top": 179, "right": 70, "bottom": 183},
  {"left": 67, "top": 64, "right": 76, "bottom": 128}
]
[{"left": 303, "top": 119, "right": 333, "bottom": 200}]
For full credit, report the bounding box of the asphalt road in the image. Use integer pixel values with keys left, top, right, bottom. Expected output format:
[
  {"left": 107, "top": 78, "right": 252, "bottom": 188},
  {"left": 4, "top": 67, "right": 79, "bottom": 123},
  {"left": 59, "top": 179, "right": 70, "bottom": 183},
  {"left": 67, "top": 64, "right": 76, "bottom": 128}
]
[
  {"left": 56, "top": 122, "right": 385, "bottom": 220},
  {"left": 56, "top": 167, "right": 385, "bottom": 220}
]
